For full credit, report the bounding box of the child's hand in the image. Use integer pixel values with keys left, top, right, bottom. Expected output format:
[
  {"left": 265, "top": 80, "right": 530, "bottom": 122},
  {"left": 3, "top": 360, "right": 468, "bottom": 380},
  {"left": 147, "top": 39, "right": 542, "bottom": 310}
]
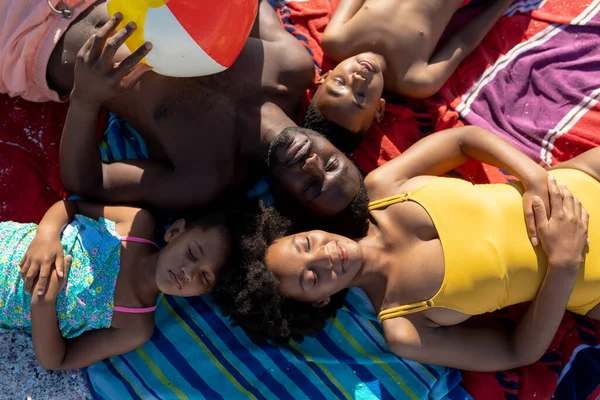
[
  {"left": 71, "top": 13, "right": 153, "bottom": 107},
  {"left": 20, "top": 233, "right": 67, "bottom": 296},
  {"left": 30, "top": 256, "right": 72, "bottom": 305}
]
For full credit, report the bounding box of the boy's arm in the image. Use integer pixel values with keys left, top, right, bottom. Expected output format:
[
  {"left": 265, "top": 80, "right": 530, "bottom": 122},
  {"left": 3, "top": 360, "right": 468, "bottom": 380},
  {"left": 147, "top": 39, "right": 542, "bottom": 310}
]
[
  {"left": 327, "top": 0, "right": 366, "bottom": 29},
  {"left": 321, "top": 0, "right": 366, "bottom": 60},
  {"left": 401, "top": 0, "right": 513, "bottom": 99}
]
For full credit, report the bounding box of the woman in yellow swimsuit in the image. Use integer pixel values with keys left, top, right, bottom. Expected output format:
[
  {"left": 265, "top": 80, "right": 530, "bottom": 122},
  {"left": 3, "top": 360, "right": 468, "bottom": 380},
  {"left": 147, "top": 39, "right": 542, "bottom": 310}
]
[{"left": 219, "top": 125, "right": 598, "bottom": 372}]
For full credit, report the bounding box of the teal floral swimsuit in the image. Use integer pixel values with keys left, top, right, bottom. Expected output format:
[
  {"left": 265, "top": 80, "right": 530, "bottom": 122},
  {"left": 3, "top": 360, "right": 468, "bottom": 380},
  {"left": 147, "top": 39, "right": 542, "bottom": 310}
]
[{"left": 0, "top": 216, "right": 122, "bottom": 339}]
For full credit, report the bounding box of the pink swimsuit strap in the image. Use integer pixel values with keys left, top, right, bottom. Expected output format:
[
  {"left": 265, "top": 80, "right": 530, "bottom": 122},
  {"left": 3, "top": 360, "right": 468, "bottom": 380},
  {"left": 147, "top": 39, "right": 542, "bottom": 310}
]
[
  {"left": 121, "top": 236, "right": 159, "bottom": 248},
  {"left": 114, "top": 236, "right": 159, "bottom": 313},
  {"left": 114, "top": 305, "right": 157, "bottom": 314}
]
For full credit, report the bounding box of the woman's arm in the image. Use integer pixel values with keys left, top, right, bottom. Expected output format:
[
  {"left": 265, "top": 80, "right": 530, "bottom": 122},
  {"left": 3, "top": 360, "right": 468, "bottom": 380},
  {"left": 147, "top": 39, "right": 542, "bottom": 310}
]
[
  {"left": 367, "top": 126, "right": 544, "bottom": 186},
  {"left": 366, "top": 126, "right": 549, "bottom": 242},
  {"left": 385, "top": 178, "right": 589, "bottom": 371},
  {"left": 401, "top": 0, "right": 513, "bottom": 99},
  {"left": 385, "top": 265, "right": 578, "bottom": 371}
]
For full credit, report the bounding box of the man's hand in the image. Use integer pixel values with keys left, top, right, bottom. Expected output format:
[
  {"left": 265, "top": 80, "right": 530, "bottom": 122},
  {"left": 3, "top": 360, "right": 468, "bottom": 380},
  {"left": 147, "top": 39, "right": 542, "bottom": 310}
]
[{"left": 71, "top": 13, "right": 152, "bottom": 107}]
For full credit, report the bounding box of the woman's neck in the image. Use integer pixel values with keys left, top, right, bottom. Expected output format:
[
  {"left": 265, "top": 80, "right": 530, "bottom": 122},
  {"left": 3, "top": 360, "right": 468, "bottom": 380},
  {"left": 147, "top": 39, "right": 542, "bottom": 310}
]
[{"left": 350, "top": 223, "right": 390, "bottom": 303}]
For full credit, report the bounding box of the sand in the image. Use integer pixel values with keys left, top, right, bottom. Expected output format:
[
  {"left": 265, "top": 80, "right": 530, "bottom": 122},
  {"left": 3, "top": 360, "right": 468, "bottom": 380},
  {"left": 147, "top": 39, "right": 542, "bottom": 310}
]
[{"left": 0, "top": 331, "right": 91, "bottom": 399}]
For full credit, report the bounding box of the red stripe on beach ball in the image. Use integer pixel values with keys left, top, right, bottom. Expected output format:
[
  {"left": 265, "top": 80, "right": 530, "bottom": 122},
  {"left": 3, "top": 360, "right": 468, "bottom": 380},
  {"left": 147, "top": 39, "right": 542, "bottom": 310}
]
[{"left": 166, "top": 0, "right": 258, "bottom": 67}]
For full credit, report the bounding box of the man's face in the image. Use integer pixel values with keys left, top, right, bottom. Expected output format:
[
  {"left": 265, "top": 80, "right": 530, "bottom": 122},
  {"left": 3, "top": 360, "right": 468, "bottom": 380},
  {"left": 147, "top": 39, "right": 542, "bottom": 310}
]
[{"left": 268, "top": 129, "right": 361, "bottom": 217}]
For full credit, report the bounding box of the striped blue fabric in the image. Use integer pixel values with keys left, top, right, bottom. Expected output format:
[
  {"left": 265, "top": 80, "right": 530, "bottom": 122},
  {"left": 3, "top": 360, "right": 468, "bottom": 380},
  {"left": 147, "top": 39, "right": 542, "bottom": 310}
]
[{"left": 84, "top": 114, "right": 471, "bottom": 399}]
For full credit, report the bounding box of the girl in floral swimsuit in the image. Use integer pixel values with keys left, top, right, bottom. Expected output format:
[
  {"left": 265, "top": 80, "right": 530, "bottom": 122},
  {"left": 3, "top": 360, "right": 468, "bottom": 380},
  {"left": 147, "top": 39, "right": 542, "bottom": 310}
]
[{"left": 0, "top": 200, "right": 230, "bottom": 370}]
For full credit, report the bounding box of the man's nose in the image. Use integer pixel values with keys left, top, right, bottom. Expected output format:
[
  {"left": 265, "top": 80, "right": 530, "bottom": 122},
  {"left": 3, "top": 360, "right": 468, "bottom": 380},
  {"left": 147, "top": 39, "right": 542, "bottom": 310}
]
[{"left": 302, "top": 154, "right": 325, "bottom": 177}]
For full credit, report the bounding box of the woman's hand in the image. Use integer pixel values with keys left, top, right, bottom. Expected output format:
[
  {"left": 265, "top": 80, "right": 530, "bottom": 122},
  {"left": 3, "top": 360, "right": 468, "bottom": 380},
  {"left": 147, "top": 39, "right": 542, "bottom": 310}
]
[
  {"left": 532, "top": 174, "right": 589, "bottom": 270},
  {"left": 71, "top": 13, "right": 152, "bottom": 107},
  {"left": 522, "top": 168, "right": 550, "bottom": 247},
  {"left": 20, "top": 233, "right": 66, "bottom": 296},
  {"left": 30, "top": 256, "right": 72, "bottom": 305}
]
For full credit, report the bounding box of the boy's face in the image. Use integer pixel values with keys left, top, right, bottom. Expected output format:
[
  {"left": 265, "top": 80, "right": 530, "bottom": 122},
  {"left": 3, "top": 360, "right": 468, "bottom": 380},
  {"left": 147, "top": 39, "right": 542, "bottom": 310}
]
[
  {"left": 155, "top": 221, "right": 229, "bottom": 297},
  {"left": 313, "top": 52, "right": 385, "bottom": 133}
]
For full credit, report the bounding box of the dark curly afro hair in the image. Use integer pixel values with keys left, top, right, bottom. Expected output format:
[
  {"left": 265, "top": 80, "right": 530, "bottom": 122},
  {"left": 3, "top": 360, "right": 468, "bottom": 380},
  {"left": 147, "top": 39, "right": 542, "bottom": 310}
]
[
  {"left": 212, "top": 201, "right": 349, "bottom": 344},
  {"left": 302, "top": 101, "right": 365, "bottom": 154}
]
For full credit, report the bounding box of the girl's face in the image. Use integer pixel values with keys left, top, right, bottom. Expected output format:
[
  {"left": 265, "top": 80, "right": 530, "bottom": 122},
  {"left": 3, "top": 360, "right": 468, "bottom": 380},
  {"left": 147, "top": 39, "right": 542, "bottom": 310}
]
[
  {"left": 155, "top": 220, "right": 229, "bottom": 297},
  {"left": 264, "top": 230, "right": 364, "bottom": 306}
]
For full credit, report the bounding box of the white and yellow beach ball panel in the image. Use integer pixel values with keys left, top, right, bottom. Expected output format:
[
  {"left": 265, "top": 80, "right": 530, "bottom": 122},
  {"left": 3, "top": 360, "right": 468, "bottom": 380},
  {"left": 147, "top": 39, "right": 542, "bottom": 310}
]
[{"left": 107, "top": 0, "right": 258, "bottom": 78}]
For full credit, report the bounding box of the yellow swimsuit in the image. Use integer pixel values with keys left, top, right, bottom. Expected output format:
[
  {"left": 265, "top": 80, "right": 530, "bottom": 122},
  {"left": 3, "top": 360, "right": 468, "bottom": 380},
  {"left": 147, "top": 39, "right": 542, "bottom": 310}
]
[{"left": 372, "top": 169, "right": 600, "bottom": 322}]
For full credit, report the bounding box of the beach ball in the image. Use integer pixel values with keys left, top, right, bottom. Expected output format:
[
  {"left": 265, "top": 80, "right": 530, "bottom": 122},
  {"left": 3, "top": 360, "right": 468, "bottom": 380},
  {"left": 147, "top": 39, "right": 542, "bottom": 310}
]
[{"left": 107, "top": 0, "right": 258, "bottom": 77}]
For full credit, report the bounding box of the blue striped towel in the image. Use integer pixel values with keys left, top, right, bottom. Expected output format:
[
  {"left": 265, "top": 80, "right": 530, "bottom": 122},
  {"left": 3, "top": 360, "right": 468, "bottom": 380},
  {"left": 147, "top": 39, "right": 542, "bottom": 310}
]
[{"left": 84, "top": 113, "right": 471, "bottom": 400}]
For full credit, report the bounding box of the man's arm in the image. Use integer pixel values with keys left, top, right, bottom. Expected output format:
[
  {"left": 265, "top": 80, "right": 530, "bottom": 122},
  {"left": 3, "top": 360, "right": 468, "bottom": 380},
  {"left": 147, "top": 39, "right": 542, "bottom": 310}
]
[
  {"left": 60, "top": 17, "right": 229, "bottom": 210},
  {"left": 401, "top": 0, "right": 513, "bottom": 99},
  {"left": 60, "top": 100, "right": 225, "bottom": 210}
]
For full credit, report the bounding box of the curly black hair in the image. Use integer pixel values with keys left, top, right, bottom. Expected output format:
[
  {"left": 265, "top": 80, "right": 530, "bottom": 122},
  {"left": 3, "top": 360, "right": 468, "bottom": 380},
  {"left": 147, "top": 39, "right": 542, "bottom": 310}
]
[
  {"left": 212, "top": 201, "right": 349, "bottom": 344},
  {"left": 302, "top": 101, "right": 365, "bottom": 153}
]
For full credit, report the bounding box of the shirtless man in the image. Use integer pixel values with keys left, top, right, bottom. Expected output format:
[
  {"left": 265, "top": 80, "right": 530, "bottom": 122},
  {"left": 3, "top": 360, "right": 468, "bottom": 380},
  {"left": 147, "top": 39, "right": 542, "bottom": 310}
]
[
  {"left": 2, "top": 1, "right": 349, "bottom": 212},
  {"left": 303, "top": 0, "right": 514, "bottom": 149}
]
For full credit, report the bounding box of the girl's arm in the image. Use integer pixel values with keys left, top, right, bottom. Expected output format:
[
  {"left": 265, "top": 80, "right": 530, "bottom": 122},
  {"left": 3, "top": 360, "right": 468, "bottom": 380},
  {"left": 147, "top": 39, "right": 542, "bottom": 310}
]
[
  {"left": 366, "top": 126, "right": 549, "bottom": 244},
  {"left": 36, "top": 200, "right": 77, "bottom": 236},
  {"left": 385, "top": 179, "right": 589, "bottom": 371},
  {"left": 30, "top": 259, "right": 153, "bottom": 370},
  {"left": 31, "top": 301, "right": 152, "bottom": 370},
  {"left": 22, "top": 201, "right": 153, "bottom": 296},
  {"left": 21, "top": 201, "right": 77, "bottom": 295}
]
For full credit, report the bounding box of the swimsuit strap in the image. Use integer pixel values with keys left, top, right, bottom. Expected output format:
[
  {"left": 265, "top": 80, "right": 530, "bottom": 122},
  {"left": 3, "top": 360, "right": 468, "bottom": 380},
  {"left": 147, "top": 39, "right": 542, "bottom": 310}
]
[
  {"left": 377, "top": 300, "right": 434, "bottom": 322},
  {"left": 113, "top": 305, "right": 157, "bottom": 314},
  {"left": 368, "top": 194, "right": 408, "bottom": 211},
  {"left": 121, "top": 236, "right": 159, "bottom": 248},
  {"left": 368, "top": 180, "right": 437, "bottom": 211}
]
